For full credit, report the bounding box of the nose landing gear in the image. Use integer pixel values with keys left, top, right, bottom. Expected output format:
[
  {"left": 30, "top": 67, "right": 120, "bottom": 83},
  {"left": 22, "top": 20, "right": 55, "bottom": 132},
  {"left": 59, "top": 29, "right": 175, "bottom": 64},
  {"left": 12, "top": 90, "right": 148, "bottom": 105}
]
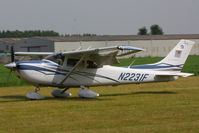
[{"left": 26, "top": 87, "right": 45, "bottom": 100}]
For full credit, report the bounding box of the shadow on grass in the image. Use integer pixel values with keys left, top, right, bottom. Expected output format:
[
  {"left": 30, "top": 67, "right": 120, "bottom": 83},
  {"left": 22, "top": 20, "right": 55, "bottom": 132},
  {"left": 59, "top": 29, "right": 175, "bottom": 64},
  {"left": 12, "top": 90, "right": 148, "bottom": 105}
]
[
  {"left": 0, "top": 95, "right": 28, "bottom": 103},
  {"left": 0, "top": 95, "right": 111, "bottom": 103},
  {"left": 101, "top": 91, "right": 177, "bottom": 97},
  {"left": 45, "top": 96, "right": 111, "bottom": 101},
  {"left": 0, "top": 91, "right": 175, "bottom": 102}
]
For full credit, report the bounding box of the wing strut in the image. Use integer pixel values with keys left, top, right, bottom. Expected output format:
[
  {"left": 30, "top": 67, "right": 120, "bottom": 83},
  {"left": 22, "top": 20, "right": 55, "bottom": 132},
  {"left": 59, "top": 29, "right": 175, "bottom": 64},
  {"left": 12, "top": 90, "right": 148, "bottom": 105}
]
[{"left": 59, "top": 55, "right": 86, "bottom": 85}]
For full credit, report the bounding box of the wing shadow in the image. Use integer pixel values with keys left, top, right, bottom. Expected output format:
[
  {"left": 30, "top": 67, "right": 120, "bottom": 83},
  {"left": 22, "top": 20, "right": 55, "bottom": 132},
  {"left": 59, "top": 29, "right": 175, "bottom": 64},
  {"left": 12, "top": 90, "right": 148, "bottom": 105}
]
[
  {"left": 101, "top": 91, "right": 177, "bottom": 97},
  {"left": 0, "top": 91, "right": 176, "bottom": 102},
  {"left": 44, "top": 96, "right": 111, "bottom": 101},
  {"left": 0, "top": 95, "right": 111, "bottom": 103}
]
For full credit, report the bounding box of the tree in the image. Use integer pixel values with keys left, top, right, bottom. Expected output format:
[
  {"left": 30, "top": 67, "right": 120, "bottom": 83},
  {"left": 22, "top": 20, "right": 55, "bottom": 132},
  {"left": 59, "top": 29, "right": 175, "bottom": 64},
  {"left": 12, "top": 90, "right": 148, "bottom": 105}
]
[
  {"left": 137, "top": 27, "right": 148, "bottom": 35},
  {"left": 0, "top": 30, "right": 60, "bottom": 38},
  {"left": 150, "top": 24, "right": 164, "bottom": 35}
]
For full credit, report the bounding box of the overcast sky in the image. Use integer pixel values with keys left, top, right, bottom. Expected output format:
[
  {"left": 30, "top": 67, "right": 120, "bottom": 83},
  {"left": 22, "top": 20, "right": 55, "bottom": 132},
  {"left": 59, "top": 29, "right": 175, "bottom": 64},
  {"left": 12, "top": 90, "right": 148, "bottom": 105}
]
[{"left": 0, "top": 0, "right": 198, "bottom": 35}]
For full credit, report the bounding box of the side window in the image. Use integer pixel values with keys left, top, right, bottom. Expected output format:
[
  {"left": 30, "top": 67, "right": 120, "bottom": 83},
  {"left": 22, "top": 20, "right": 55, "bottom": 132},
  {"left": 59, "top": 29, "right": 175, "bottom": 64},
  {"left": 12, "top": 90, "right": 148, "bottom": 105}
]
[
  {"left": 67, "top": 58, "right": 79, "bottom": 67},
  {"left": 87, "top": 61, "right": 98, "bottom": 68}
]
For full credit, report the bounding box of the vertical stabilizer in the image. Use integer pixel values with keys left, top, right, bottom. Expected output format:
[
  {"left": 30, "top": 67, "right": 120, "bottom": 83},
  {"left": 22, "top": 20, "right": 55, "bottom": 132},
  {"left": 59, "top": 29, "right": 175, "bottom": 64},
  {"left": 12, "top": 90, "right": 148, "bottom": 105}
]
[{"left": 158, "top": 39, "right": 194, "bottom": 71}]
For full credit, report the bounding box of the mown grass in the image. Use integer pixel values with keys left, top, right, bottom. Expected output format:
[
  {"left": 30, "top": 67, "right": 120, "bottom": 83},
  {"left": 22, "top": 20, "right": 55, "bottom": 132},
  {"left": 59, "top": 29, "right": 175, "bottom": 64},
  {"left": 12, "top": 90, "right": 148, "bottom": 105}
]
[
  {"left": 0, "top": 76, "right": 199, "bottom": 133},
  {"left": 0, "top": 55, "right": 199, "bottom": 87}
]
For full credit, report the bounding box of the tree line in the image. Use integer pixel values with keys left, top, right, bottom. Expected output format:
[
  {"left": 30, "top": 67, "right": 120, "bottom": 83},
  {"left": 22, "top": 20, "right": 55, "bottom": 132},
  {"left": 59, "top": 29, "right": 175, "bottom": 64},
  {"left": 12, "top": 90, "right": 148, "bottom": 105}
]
[
  {"left": 0, "top": 30, "right": 99, "bottom": 38},
  {"left": 138, "top": 24, "right": 164, "bottom": 35},
  {"left": 0, "top": 30, "right": 60, "bottom": 38},
  {"left": 0, "top": 25, "right": 164, "bottom": 38}
]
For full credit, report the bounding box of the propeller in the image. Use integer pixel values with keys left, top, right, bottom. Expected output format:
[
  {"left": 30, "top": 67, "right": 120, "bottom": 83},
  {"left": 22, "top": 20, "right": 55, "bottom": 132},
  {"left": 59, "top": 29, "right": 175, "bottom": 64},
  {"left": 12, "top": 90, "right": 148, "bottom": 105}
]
[
  {"left": 6, "top": 46, "right": 15, "bottom": 83},
  {"left": 11, "top": 46, "right": 15, "bottom": 62}
]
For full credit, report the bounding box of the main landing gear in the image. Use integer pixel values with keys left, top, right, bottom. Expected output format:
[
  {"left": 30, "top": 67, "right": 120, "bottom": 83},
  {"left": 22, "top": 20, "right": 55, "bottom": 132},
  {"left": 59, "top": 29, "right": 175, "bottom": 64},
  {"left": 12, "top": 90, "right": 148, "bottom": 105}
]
[
  {"left": 51, "top": 88, "right": 72, "bottom": 98},
  {"left": 78, "top": 85, "right": 99, "bottom": 98},
  {"left": 51, "top": 86, "right": 99, "bottom": 98},
  {"left": 26, "top": 87, "right": 45, "bottom": 100}
]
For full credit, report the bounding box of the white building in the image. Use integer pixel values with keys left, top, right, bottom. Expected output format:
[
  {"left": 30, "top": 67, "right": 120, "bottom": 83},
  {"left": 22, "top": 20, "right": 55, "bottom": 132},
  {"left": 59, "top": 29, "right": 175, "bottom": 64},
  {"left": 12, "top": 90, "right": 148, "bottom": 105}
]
[
  {"left": 47, "top": 34, "right": 199, "bottom": 57},
  {"left": 1, "top": 34, "right": 199, "bottom": 59}
]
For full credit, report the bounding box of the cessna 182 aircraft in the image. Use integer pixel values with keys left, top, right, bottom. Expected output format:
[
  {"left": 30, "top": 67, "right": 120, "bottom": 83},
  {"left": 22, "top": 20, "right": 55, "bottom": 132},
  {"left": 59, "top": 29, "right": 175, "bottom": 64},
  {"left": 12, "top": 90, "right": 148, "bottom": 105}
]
[{"left": 5, "top": 39, "right": 194, "bottom": 100}]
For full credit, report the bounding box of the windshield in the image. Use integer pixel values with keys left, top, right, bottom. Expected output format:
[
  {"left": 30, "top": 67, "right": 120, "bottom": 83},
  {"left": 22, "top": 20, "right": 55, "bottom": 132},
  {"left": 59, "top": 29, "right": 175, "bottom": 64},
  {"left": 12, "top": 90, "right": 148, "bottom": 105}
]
[{"left": 45, "top": 53, "right": 64, "bottom": 65}]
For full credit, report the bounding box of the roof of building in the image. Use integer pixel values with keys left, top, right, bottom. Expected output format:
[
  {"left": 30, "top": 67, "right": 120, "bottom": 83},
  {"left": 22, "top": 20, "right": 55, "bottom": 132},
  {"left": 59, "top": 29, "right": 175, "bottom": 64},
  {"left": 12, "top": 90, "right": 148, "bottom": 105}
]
[
  {"left": 1, "top": 34, "right": 199, "bottom": 43},
  {"left": 39, "top": 34, "right": 199, "bottom": 42},
  {"left": 0, "top": 38, "right": 25, "bottom": 44}
]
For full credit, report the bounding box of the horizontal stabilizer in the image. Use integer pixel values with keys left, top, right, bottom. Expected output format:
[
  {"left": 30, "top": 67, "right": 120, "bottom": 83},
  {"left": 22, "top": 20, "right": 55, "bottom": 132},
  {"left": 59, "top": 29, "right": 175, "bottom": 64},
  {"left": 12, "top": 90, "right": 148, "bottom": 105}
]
[{"left": 156, "top": 72, "right": 194, "bottom": 77}]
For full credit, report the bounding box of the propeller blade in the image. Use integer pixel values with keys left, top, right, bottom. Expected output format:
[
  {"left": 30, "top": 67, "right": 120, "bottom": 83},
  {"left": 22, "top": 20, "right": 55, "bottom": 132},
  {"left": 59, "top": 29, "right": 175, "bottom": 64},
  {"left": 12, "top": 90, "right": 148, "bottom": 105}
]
[
  {"left": 6, "top": 70, "right": 12, "bottom": 83},
  {"left": 11, "top": 46, "right": 14, "bottom": 62}
]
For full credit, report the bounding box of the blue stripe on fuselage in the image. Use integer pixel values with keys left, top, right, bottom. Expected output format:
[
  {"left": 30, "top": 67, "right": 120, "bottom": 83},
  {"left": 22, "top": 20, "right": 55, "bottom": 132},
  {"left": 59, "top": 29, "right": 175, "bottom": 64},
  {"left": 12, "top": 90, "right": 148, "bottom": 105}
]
[
  {"left": 17, "top": 65, "right": 65, "bottom": 75},
  {"left": 16, "top": 60, "right": 59, "bottom": 67},
  {"left": 125, "top": 63, "right": 183, "bottom": 69},
  {"left": 17, "top": 64, "right": 120, "bottom": 83}
]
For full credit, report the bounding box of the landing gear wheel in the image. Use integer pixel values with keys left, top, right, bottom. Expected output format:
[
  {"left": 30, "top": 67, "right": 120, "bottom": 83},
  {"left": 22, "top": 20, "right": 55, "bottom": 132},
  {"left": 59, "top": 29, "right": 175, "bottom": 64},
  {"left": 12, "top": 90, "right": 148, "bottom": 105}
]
[
  {"left": 51, "top": 88, "right": 72, "bottom": 98},
  {"left": 26, "top": 87, "right": 45, "bottom": 100},
  {"left": 78, "top": 86, "right": 99, "bottom": 98}
]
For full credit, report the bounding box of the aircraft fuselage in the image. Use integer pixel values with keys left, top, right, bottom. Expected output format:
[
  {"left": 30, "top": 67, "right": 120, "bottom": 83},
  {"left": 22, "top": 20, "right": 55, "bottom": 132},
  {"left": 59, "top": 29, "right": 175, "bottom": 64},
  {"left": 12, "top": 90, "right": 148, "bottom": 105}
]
[{"left": 14, "top": 60, "right": 177, "bottom": 88}]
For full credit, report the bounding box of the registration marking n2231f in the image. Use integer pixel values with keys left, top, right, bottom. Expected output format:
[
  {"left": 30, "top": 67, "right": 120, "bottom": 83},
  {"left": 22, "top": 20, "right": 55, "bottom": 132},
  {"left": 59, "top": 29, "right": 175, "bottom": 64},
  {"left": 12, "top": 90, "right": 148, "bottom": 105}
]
[{"left": 118, "top": 73, "right": 149, "bottom": 82}]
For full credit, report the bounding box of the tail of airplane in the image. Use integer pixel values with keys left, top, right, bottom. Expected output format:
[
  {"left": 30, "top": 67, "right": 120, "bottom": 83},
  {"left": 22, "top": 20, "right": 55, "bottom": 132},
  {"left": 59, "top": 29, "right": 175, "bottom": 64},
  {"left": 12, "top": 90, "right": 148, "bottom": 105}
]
[
  {"left": 131, "top": 40, "right": 194, "bottom": 72},
  {"left": 156, "top": 39, "right": 194, "bottom": 71}
]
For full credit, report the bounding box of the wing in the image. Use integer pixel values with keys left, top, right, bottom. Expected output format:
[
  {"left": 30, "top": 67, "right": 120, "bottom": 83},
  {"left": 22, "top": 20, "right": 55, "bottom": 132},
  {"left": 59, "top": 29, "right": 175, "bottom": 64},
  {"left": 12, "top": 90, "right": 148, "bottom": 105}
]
[
  {"left": 15, "top": 46, "right": 144, "bottom": 66},
  {"left": 15, "top": 46, "right": 143, "bottom": 57},
  {"left": 15, "top": 52, "right": 54, "bottom": 56},
  {"left": 60, "top": 46, "right": 144, "bottom": 66},
  {"left": 62, "top": 46, "right": 144, "bottom": 56}
]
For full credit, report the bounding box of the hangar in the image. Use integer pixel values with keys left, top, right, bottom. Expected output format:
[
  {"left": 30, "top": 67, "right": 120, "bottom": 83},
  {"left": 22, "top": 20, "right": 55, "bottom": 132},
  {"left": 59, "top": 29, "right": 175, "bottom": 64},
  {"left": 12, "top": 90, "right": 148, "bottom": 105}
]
[
  {"left": 49, "top": 34, "right": 199, "bottom": 57},
  {"left": 0, "top": 34, "right": 199, "bottom": 62}
]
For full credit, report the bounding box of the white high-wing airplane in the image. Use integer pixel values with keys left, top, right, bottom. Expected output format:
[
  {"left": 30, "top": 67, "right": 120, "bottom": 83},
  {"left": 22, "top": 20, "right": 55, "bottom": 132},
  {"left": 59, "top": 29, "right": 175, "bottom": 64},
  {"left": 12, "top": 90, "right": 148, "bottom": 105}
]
[{"left": 5, "top": 39, "right": 194, "bottom": 100}]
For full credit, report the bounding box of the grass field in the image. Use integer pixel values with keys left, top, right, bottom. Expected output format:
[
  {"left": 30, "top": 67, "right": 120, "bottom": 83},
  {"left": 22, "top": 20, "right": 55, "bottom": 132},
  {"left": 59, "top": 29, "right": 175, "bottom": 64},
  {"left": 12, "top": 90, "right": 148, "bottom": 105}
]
[
  {"left": 0, "top": 76, "right": 199, "bottom": 133},
  {"left": 0, "top": 55, "right": 199, "bottom": 87}
]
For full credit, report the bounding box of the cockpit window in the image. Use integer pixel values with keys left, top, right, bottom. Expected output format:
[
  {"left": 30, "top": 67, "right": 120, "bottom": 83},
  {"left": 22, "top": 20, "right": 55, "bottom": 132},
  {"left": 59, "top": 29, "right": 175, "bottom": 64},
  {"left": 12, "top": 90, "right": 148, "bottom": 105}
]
[{"left": 67, "top": 58, "right": 79, "bottom": 67}]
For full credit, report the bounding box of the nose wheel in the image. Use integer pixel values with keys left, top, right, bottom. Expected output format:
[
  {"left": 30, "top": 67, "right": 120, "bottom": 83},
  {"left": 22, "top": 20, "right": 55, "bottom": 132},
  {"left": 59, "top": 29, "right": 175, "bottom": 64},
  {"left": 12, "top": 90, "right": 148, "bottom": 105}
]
[{"left": 26, "top": 87, "right": 45, "bottom": 100}]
